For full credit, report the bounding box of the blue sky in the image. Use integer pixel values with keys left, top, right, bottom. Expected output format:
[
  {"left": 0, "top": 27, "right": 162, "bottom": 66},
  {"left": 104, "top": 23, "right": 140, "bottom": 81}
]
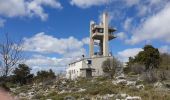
[{"left": 0, "top": 0, "right": 170, "bottom": 73}]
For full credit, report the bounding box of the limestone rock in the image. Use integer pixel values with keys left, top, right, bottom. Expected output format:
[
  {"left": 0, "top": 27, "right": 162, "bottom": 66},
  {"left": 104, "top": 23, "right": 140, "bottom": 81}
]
[
  {"left": 120, "top": 93, "right": 128, "bottom": 98},
  {"left": 19, "top": 93, "right": 26, "bottom": 97},
  {"left": 116, "top": 74, "right": 126, "bottom": 80},
  {"left": 126, "top": 81, "right": 136, "bottom": 86},
  {"left": 154, "top": 82, "right": 163, "bottom": 88},
  {"left": 77, "top": 88, "right": 86, "bottom": 92},
  {"left": 116, "top": 79, "right": 127, "bottom": 85},
  {"left": 136, "top": 84, "right": 144, "bottom": 90},
  {"left": 125, "top": 96, "right": 141, "bottom": 100}
]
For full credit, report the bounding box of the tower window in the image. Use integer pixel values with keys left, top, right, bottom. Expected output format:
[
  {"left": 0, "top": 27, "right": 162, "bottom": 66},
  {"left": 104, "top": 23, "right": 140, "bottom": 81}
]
[{"left": 98, "top": 28, "right": 104, "bottom": 33}]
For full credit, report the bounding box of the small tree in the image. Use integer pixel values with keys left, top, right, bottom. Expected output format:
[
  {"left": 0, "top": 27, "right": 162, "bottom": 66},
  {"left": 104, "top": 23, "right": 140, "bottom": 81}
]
[
  {"left": 102, "top": 57, "right": 122, "bottom": 78},
  {"left": 135, "top": 45, "right": 160, "bottom": 70},
  {"left": 12, "top": 64, "right": 33, "bottom": 85},
  {"left": 0, "top": 33, "right": 23, "bottom": 77},
  {"left": 126, "top": 45, "right": 160, "bottom": 83}
]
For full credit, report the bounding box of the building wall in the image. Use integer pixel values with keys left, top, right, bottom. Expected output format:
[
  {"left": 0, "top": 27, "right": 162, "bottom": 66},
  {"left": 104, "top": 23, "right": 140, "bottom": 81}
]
[
  {"left": 91, "top": 56, "right": 113, "bottom": 76},
  {"left": 66, "top": 61, "right": 82, "bottom": 79},
  {"left": 66, "top": 59, "right": 89, "bottom": 79},
  {"left": 66, "top": 56, "right": 113, "bottom": 79}
]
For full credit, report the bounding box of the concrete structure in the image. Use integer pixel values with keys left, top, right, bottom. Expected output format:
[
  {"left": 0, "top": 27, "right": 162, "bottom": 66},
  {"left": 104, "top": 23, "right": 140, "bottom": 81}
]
[
  {"left": 90, "top": 13, "right": 116, "bottom": 57},
  {"left": 66, "top": 13, "right": 116, "bottom": 79}
]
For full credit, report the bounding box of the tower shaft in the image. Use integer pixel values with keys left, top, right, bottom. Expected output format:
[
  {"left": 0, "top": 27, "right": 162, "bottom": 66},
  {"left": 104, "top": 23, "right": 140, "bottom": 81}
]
[
  {"left": 103, "top": 13, "right": 109, "bottom": 56},
  {"left": 90, "top": 21, "right": 94, "bottom": 57}
]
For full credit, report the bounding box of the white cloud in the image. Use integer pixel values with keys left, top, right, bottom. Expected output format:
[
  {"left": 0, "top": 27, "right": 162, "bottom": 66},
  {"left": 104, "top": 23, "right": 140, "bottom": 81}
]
[
  {"left": 25, "top": 55, "right": 73, "bottom": 68},
  {"left": 117, "top": 48, "right": 143, "bottom": 62},
  {"left": 159, "top": 45, "right": 170, "bottom": 54},
  {"left": 26, "top": 55, "right": 63, "bottom": 67},
  {"left": 137, "top": 5, "right": 148, "bottom": 16},
  {"left": 23, "top": 32, "right": 88, "bottom": 58},
  {"left": 123, "top": 17, "right": 133, "bottom": 31},
  {"left": 0, "top": 0, "right": 26, "bottom": 17},
  {"left": 22, "top": 32, "right": 90, "bottom": 73},
  {"left": 126, "top": 3, "right": 170, "bottom": 45},
  {"left": 70, "top": 0, "right": 109, "bottom": 8},
  {"left": 149, "top": 0, "right": 161, "bottom": 5},
  {"left": 116, "top": 32, "right": 127, "bottom": 40},
  {"left": 82, "top": 37, "right": 89, "bottom": 45},
  {"left": 0, "top": 0, "right": 62, "bottom": 21},
  {"left": 25, "top": 55, "right": 71, "bottom": 74},
  {"left": 0, "top": 18, "right": 5, "bottom": 27},
  {"left": 125, "top": 0, "right": 140, "bottom": 7}
]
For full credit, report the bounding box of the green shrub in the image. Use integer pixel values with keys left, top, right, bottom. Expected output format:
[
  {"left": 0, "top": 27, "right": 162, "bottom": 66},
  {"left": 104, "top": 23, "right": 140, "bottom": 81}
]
[{"left": 0, "top": 83, "right": 10, "bottom": 91}]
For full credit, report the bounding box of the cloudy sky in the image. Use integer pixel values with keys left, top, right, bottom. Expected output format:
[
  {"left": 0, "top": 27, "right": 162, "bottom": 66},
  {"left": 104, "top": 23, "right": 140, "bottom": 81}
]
[{"left": 0, "top": 0, "right": 170, "bottom": 73}]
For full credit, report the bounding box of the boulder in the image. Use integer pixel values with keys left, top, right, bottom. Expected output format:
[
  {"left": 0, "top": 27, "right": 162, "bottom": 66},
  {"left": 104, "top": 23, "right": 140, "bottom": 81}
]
[
  {"left": 112, "top": 79, "right": 127, "bottom": 85},
  {"left": 116, "top": 74, "right": 126, "bottom": 80},
  {"left": 136, "top": 84, "right": 144, "bottom": 90},
  {"left": 112, "top": 80, "right": 117, "bottom": 85},
  {"left": 95, "top": 94, "right": 115, "bottom": 100},
  {"left": 117, "top": 79, "right": 127, "bottom": 85},
  {"left": 58, "top": 90, "right": 67, "bottom": 94},
  {"left": 27, "top": 92, "right": 34, "bottom": 99},
  {"left": 62, "top": 81, "right": 67, "bottom": 84},
  {"left": 77, "top": 88, "right": 86, "bottom": 92},
  {"left": 125, "top": 96, "right": 141, "bottom": 100},
  {"left": 154, "top": 82, "right": 163, "bottom": 88},
  {"left": 10, "top": 88, "right": 16, "bottom": 92},
  {"left": 106, "top": 94, "right": 115, "bottom": 98},
  {"left": 19, "top": 93, "right": 27, "bottom": 97},
  {"left": 126, "top": 81, "right": 136, "bottom": 86},
  {"left": 103, "top": 94, "right": 115, "bottom": 99},
  {"left": 120, "top": 93, "right": 128, "bottom": 98},
  {"left": 28, "top": 92, "right": 34, "bottom": 95}
]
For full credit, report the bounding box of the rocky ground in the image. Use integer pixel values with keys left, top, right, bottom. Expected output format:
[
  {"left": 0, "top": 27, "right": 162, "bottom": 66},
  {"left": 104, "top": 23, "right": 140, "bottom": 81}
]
[{"left": 9, "top": 75, "right": 170, "bottom": 100}]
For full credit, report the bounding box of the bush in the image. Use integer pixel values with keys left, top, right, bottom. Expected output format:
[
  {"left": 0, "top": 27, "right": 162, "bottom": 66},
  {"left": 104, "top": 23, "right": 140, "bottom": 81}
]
[
  {"left": 0, "top": 83, "right": 10, "bottom": 91},
  {"left": 159, "top": 70, "right": 167, "bottom": 81},
  {"left": 102, "top": 57, "right": 123, "bottom": 78},
  {"left": 123, "top": 66, "right": 131, "bottom": 74},
  {"left": 95, "top": 76, "right": 108, "bottom": 81},
  {"left": 131, "top": 63, "right": 145, "bottom": 74},
  {"left": 32, "top": 93, "right": 45, "bottom": 99},
  {"left": 12, "top": 64, "right": 33, "bottom": 85},
  {"left": 142, "top": 71, "right": 158, "bottom": 83},
  {"left": 34, "top": 69, "right": 56, "bottom": 83}
]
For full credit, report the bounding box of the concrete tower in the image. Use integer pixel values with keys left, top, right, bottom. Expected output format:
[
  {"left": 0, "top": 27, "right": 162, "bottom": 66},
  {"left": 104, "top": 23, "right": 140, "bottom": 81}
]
[{"left": 89, "top": 12, "right": 116, "bottom": 58}]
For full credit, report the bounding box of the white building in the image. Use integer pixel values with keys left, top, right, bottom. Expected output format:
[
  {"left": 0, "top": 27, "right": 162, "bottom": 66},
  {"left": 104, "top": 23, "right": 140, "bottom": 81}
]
[{"left": 66, "top": 13, "right": 116, "bottom": 79}]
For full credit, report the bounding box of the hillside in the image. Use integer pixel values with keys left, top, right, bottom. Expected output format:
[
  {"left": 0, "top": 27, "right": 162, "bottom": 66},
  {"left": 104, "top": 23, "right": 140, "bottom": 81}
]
[{"left": 8, "top": 75, "right": 170, "bottom": 100}]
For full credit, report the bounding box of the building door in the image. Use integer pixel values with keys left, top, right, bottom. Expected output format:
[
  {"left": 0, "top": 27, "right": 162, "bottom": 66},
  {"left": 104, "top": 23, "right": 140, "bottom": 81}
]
[{"left": 86, "top": 69, "right": 92, "bottom": 78}]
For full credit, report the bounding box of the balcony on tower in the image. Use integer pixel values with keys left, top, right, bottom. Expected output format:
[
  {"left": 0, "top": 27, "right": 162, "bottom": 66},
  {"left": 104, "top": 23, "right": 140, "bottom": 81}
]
[{"left": 91, "top": 24, "right": 116, "bottom": 40}]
